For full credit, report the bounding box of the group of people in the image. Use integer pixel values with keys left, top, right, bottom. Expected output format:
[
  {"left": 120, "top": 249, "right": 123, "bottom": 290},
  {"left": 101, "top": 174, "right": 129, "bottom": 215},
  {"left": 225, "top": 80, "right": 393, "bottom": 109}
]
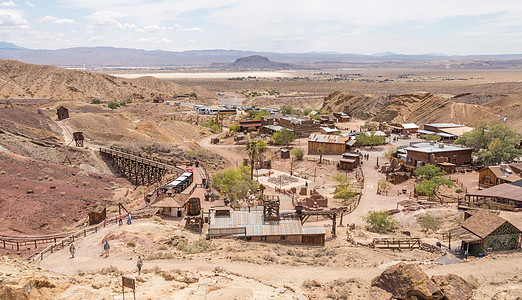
[
  {"left": 68, "top": 240, "right": 143, "bottom": 275},
  {"left": 119, "top": 212, "right": 132, "bottom": 226},
  {"left": 362, "top": 153, "right": 370, "bottom": 160}
]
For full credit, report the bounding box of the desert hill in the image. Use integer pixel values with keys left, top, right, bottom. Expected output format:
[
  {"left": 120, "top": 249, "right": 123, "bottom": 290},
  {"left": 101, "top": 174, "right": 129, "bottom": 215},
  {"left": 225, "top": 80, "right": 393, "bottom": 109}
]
[
  {"left": 0, "top": 60, "right": 213, "bottom": 101},
  {"left": 221, "top": 55, "right": 296, "bottom": 69},
  {"left": 322, "top": 90, "right": 521, "bottom": 132}
]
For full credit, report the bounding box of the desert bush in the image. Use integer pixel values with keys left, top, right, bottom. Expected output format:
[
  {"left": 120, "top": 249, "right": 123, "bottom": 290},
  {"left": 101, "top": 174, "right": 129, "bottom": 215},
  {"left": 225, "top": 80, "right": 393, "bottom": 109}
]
[
  {"left": 127, "top": 240, "right": 136, "bottom": 248},
  {"left": 417, "top": 212, "right": 442, "bottom": 232},
  {"left": 467, "top": 275, "right": 479, "bottom": 289},
  {"left": 291, "top": 148, "right": 305, "bottom": 160},
  {"left": 213, "top": 266, "right": 226, "bottom": 273},
  {"left": 146, "top": 250, "right": 175, "bottom": 260},
  {"left": 107, "top": 101, "right": 119, "bottom": 109},
  {"left": 263, "top": 254, "right": 277, "bottom": 262},
  {"left": 455, "top": 187, "right": 464, "bottom": 193},
  {"left": 100, "top": 265, "right": 122, "bottom": 275},
  {"left": 229, "top": 123, "right": 240, "bottom": 132},
  {"left": 363, "top": 210, "right": 398, "bottom": 233},
  {"left": 90, "top": 98, "right": 101, "bottom": 104},
  {"left": 181, "top": 239, "right": 215, "bottom": 254}
]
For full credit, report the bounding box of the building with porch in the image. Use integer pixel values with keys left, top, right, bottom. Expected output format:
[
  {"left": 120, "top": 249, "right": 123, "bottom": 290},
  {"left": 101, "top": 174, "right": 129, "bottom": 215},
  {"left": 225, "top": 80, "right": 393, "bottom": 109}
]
[
  {"left": 403, "top": 142, "right": 472, "bottom": 167},
  {"left": 447, "top": 210, "right": 522, "bottom": 256},
  {"left": 308, "top": 133, "right": 351, "bottom": 155},
  {"left": 479, "top": 165, "right": 520, "bottom": 188}
]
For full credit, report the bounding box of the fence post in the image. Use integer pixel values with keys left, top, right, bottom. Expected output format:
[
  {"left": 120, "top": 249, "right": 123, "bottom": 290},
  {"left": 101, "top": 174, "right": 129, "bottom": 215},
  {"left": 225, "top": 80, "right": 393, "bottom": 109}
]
[
  {"left": 35, "top": 240, "right": 37, "bottom": 249},
  {"left": 16, "top": 242, "right": 19, "bottom": 251}
]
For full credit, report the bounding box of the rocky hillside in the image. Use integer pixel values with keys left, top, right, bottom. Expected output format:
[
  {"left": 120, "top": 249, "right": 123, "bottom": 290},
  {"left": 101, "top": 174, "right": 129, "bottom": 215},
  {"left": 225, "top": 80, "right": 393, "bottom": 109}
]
[
  {"left": 0, "top": 60, "right": 212, "bottom": 101},
  {"left": 322, "top": 90, "right": 521, "bottom": 132},
  {"left": 213, "top": 55, "right": 296, "bottom": 69}
]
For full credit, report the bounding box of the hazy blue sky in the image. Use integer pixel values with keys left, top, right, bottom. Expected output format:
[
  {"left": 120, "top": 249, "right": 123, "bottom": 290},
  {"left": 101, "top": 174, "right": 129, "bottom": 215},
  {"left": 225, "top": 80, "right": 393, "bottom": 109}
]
[{"left": 1, "top": 0, "right": 522, "bottom": 54}]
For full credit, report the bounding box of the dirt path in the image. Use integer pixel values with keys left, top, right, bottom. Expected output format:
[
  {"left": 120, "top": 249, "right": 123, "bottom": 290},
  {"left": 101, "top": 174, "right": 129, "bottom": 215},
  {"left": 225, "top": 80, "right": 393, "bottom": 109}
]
[
  {"left": 198, "top": 132, "right": 245, "bottom": 167},
  {"left": 344, "top": 145, "right": 408, "bottom": 226}
]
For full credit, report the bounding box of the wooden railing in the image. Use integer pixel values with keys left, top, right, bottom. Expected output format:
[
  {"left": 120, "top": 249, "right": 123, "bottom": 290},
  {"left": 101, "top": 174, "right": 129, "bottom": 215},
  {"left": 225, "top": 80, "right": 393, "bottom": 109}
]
[
  {"left": 373, "top": 237, "right": 421, "bottom": 249},
  {"left": 28, "top": 208, "right": 158, "bottom": 262}
]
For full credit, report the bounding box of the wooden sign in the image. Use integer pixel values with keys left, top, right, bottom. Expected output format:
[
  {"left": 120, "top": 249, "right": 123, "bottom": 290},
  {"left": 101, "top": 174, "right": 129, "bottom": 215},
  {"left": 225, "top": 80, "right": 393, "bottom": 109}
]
[{"left": 122, "top": 276, "right": 135, "bottom": 300}]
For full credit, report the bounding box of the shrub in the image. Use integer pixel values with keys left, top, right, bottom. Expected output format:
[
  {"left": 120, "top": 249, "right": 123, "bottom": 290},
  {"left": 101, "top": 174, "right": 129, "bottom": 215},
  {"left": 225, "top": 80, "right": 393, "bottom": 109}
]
[
  {"left": 107, "top": 101, "right": 119, "bottom": 109},
  {"left": 417, "top": 212, "right": 441, "bottom": 232},
  {"left": 127, "top": 240, "right": 136, "bottom": 248},
  {"left": 146, "top": 250, "right": 175, "bottom": 260},
  {"left": 455, "top": 187, "right": 464, "bottom": 193},
  {"left": 363, "top": 210, "right": 398, "bottom": 233},
  {"left": 229, "top": 123, "right": 240, "bottom": 132},
  {"left": 181, "top": 239, "right": 215, "bottom": 254},
  {"left": 90, "top": 98, "right": 101, "bottom": 104},
  {"left": 213, "top": 266, "right": 226, "bottom": 273},
  {"left": 291, "top": 148, "right": 305, "bottom": 160}
]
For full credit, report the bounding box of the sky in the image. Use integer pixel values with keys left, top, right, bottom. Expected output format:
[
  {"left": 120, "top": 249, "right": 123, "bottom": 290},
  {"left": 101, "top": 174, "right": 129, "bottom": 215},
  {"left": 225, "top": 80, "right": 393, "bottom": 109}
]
[{"left": 1, "top": 0, "right": 522, "bottom": 55}]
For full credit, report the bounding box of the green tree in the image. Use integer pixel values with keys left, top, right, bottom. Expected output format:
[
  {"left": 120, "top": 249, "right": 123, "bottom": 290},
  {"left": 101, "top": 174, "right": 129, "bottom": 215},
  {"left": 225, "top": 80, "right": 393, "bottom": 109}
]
[
  {"left": 332, "top": 172, "right": 356, "bottom": 204},
  {"left": 212, "top": 165, "right": 258, "bottom": 200},
  {"left": 317, "top": 147, "right": 325, "bottom": 164},
  {"left": 414, "top": 164, "right": 453, "bottom": 201},
  {"left": 271, "top": 128, "right": 296, "bottom": 145},
  {"left": 455, "top": 120, "right": 521, "bottom": 164},
  {"left": 357, "top": 131, "right": 386, "bottom": 148},
  {"left": 189, "top": 92, "right": 197, "bottom": 98},
  {"left": 246, "top": 140, "right": 267, "bottom": 180},
  {"left": 229, "top": 123, "right": 240, "bottom": 132},
  {"left": 363, "top": 210, "right": 398, "bottom": 233},
  {"left": 414, "top": 163, "right": 445, "bottom": 180},
  {"left": 291, "top": 148, "right": 305, "bottom": 160}
]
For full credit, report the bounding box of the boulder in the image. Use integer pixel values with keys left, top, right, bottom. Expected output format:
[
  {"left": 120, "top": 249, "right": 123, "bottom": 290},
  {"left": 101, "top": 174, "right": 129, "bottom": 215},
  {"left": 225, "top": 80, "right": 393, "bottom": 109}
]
[
  {"left": 431, "top": 274, "right": 473, "bottom": 300},
  {"left": 370, "top": 286, "right": 393, "bottom": 300},
  {"left": 371, "top": 262, "right": 443, "bottom": 300}
]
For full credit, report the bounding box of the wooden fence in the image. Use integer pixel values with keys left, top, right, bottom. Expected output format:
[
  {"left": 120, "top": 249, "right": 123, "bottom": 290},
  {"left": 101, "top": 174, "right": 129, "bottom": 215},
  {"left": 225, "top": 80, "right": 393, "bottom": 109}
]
[
  {"left": 26, "top": 209, "right": 157, "bottom": 262},
  {"left": 373, "top": 237, "right": 421, "bottom": 249}
]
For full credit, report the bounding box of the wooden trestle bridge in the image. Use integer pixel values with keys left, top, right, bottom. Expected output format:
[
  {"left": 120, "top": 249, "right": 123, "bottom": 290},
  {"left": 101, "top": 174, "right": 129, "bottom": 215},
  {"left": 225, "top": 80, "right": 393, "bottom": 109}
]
[{"left": 99, "top": 148, "right": 184, "bottom": 185}]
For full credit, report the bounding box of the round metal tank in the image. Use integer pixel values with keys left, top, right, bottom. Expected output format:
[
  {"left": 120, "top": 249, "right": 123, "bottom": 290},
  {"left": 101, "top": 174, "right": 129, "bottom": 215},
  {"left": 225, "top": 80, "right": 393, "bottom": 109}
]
[{"left": 186, "top": 197, "right": 201, "bottom": 216}]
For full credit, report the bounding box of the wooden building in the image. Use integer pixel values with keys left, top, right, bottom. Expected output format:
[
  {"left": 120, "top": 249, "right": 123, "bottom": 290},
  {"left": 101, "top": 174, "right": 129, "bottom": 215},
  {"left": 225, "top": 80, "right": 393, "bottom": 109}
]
[
  {"left": 88, "top": 205, "right": 106, "bottom": 225},
  {"left": 388, "top": 123, "right": 419, "bottom": 134},
  {"left": 207, "top": 206, "right": 326, "bottom": 246},
  {"left": 479, "top": 165, "right": 520, "bottom": 188},
  {"left": 332, "top": 112, "right": 350, "bottom": 122},
  {"left": 239, "top": 120, "right": 262, "bottom": 132},
  {"left": 57, "top": 106, "right": 69, "bottom": 120},
  {"left": 338, "top": 153, "right": 360, "bottom": 170},
  {"left": 151, "top": 194, "right": 188, "bottom": 217},
  {"left": 463, "top": 179, "right": 522, "bottom": 211},
  {"left": 308, "top": 133, "right": 350, "bottom": 155},
  {"left": 448, "top": 210, "right": 522, "bottom": 256},
  {"left": 404, "top": 142, "right": 472, "bottom": 167}
]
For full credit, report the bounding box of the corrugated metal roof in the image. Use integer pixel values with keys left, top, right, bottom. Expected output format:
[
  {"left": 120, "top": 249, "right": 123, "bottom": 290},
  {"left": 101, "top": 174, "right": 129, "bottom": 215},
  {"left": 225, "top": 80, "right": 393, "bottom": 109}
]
[
  {"left": 209, "top": 207, "right": 325, "bottom": 237},
  {"left": 402, "top": 123, "right": 419, "bottom": 129},
  {"left": 302, "top": 226, "right": 326, "bottom": 235},
  {"left": 417, "top": 130, "right": 436, "bottom": 135},
  {"left": 309, "top": 133, "right": 348, "bottom": 144},
  {"left": 340, "top": 158, "right": 356, "bottom": 163},
  {"left": 424, "top": 123, "right": 464, "bottom": 128}
]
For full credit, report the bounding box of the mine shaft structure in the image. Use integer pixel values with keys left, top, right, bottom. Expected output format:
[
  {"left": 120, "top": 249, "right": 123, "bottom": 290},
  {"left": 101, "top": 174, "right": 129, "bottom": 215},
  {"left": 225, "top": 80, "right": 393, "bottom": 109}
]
[{"left": 99, "top": 147, "right": 184, "bottom": 185}]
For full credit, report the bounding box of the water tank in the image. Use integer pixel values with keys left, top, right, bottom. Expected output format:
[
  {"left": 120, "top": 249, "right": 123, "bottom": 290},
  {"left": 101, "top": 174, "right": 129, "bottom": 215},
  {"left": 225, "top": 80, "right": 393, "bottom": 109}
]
[{"left": 186, "top": 197, "right": 201, "bottom": 216}]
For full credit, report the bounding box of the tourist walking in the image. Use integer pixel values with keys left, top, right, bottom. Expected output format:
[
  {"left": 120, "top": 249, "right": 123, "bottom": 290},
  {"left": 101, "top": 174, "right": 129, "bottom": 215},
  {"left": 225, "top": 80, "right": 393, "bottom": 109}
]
[
  {"left": 103, "top": 240, "right": 110, "bottom": 258},
  {"left": 69, "top": 243, "right": 76, "bottom": 258},
  {"left": 137, "top": 256, "right": 143, "bottom": 275},
  {"left": 127, "top": 213, "right": 132, "bottom": 225},
  {"left": 118, "top": 214, "right": 123, "bottom": 226}
]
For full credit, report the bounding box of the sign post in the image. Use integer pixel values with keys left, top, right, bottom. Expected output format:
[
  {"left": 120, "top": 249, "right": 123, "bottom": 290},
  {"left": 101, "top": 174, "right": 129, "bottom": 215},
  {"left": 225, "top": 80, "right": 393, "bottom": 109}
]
[{"left": 122, "top": 276, "right": 136, "bottom": 300}]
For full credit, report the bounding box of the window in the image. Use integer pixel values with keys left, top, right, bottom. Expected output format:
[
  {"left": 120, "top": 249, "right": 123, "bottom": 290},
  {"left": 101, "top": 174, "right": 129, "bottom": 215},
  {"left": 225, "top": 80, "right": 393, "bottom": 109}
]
[
  {"left": 280, "top": 236, "right": 286, "bottom": 240},
  {"left": 260, "top": 236, "right": 267, "bottom": 241}
]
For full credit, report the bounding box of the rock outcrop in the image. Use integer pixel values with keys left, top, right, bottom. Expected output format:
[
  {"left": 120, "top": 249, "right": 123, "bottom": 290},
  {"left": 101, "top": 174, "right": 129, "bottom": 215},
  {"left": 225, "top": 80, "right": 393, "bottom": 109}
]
[
  {"left": 371, "top": 262, "right": 473, "bottom": 300},
  {"left": 371, "top": 262, "right": 444, "bottom": 300},
  {"left": 431, "top": 274, "right": 473, "bottom": 300}
]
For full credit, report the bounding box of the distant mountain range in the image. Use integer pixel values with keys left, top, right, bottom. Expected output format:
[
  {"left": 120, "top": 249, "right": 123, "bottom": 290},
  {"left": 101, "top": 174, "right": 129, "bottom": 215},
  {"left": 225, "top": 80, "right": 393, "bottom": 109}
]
[{"left": 2, "top": 42, "right": 522, "bottom": 69}]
